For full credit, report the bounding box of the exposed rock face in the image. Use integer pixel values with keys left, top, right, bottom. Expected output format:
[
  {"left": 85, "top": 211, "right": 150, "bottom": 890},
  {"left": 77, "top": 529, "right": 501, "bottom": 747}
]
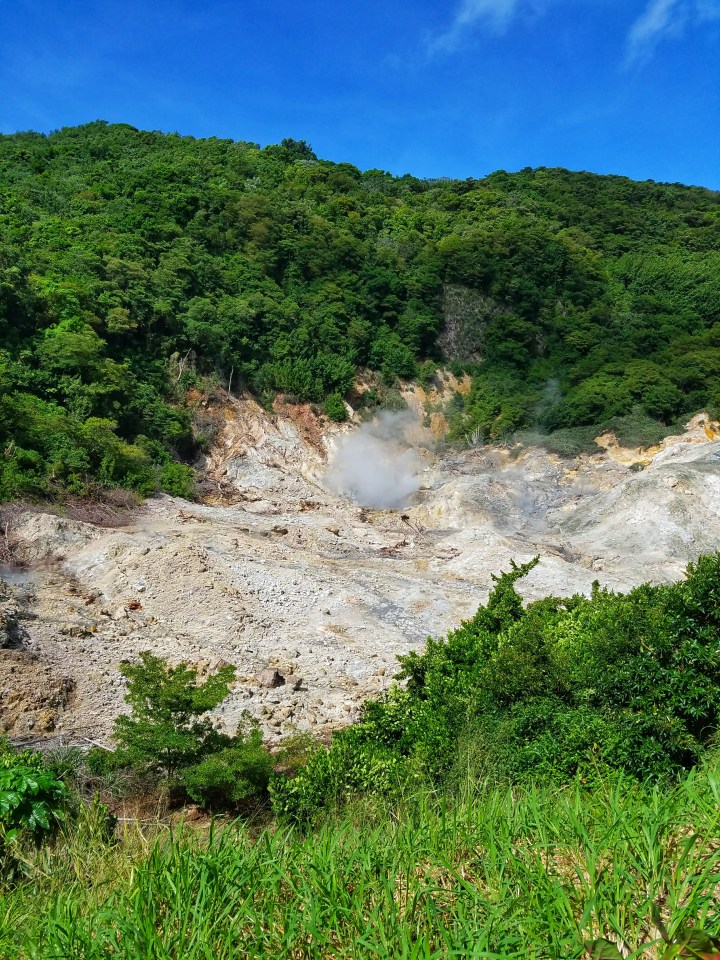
[
  {"left": 1, "top": 398, "right": 718, "bottom": 748},
  {"left": 1, "top": 581, "right": 76, "bottom": 736},
  {"left": 438, "top": 284, "right": 509, "bottom": 364},
  {"left": 12, "top": 513, "right": 103, "bottom": 564},
  {"left": 1, "top": 602, "right": 28, "bottom": 650},
  {"left": 0, "top": 652, "right": 75, "bottom": 736}
]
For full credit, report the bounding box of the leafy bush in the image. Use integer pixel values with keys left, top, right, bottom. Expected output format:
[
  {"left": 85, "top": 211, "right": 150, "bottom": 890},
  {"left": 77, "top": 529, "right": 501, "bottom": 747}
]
[
  {"left": 0, "top": 739, "right": 43, "bottom": 772},
  {"left": 91, "top": 653, "right": 273, "bottom": 810},
  {"left": 180, "top": 728, "right": 272, "bottom": 809},
  {"left": 0, "top": 741, "right": 68, "bottom": 851},
  {"left": 0, "top": 765, "right": 68, "bottom": 845},
  {"left": 159, "top": 461, "right": 195, "bottom": 498},
  {"left": 324, "top": 392, "right": 348, "bottom": 422},
  {"left": 601, "top": 410, "right": 684, "bottom": 448},
  {"left": 416, "top": 359, "right": 438, "bottom": 389},
  {"left": 448, "top": 367, "right": 534, "bottom": 443},
  {"left": 535, "top": 425, "right": 600, "bottom": 456},
  {"left": 369, "top": 332, "right": 418, "bottom": 384},
  {"left": 271, "top": 554, "right": 720, "bottom": 821}
]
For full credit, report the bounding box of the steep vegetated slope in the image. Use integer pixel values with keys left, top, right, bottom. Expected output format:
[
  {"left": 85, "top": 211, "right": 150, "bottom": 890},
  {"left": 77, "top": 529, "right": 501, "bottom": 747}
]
[{"left": 1, "top": 121, "right": 719, "bottom": 500}]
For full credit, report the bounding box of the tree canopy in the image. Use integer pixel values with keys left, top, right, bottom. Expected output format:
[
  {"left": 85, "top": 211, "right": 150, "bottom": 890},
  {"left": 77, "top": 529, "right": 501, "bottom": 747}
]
[{"left": 1, "top": 122, "right": 719, "bottom": 498}]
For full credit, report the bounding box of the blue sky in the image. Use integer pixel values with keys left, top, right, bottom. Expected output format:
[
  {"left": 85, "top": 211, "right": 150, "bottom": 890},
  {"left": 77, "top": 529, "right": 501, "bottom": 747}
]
[{"left": 1, "top": 0, "right": 719, "bottom": 187}]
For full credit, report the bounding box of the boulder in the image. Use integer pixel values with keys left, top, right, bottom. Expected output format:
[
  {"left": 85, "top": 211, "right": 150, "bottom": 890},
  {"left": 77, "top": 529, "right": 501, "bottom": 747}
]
[{"left": 258, "top": 667, "right": 285, "bottom": 689}]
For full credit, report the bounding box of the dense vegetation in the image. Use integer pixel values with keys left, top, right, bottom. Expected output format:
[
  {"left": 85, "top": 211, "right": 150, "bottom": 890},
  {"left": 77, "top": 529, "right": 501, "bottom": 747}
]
[
  {"left": 1, "top": 121, "right": 720, "bottom": 498},
  {"left": 271, "top": 554, "right": 720, "bottom": 821},
  {"left": 68, "top": 553, "right": 720, "bottom": 827},
  {"left": 3, "top": 768, "right": 720, "bottom": 958},
  {"left": 2, "top": 557, "right": 720, "bottom": 955}
]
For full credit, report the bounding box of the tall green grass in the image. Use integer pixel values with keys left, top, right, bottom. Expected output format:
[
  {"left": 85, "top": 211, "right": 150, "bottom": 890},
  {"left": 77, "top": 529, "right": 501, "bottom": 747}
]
[{"left": 3, "top": 761, "right": 720, "bottom": 959}]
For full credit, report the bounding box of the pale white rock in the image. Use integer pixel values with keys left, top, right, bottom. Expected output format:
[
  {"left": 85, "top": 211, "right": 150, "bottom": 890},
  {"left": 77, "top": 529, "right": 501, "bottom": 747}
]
[{"left": 2, "top": 397, "right": 718, "bottom": 744}]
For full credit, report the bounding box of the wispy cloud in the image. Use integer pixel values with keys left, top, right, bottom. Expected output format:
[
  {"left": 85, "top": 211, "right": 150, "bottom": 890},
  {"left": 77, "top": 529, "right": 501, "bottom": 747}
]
[
  {"left": 429, "top": 0, "right": 720, "bottom": 63},
  {"left": 625, "top": 0, "right": 684, "bottom": 63},
  {"left": 625, "top": 0, "right": 720, "bottom": 64},
  {"left": 427, "top": 0, "right": 524, "bottom": 53}
]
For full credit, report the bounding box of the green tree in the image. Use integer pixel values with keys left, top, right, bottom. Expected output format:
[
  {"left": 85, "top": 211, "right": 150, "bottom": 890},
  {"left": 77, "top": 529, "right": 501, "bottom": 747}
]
[
  {"left": 111, "top": 653, "right": 235, "bottom": 777},
  {"left": 2, "top": 123, "right": 720, "bottom": 502}
]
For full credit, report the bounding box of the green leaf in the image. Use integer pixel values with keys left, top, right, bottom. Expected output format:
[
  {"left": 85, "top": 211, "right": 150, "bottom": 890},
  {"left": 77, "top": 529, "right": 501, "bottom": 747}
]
[
  {"left": 587, "top": 938, "right": 624, "bottom": 960},
  {"left": 675, "top": 928, "right": 720, "bottom": 959}
]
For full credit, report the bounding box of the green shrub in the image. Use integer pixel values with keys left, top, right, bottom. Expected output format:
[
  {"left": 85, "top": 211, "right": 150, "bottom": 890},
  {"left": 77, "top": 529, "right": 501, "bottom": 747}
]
[
  {"left": 324, "top": 392, "right": 348, "bottom": 422},
  {"left": 377, "top": 387, "right": 408, "bottom": 412},
  {"left": 0, "top": 765, "right": 68, "bottom": 845},
  {"left": 356, "top": 387, "right": 380, "bottom": 411},
  {"left": 269, "top": 733, "right": 404, "bottom": 824},
  {"left": 601, "top": 410, "right": 684, "bottom": 448},
  {"left": 369, "top": 333, "right": 418, "bottom": 384},
  {"left": 271, "top": 554, "right": 720, "bottom": 821},
  {"left": 0, "top": 739, "right": 44, "bottom": 772},
  {"left": 416, "top": 360, "right": 438, "bottom": 389},
  {"left": 0, "top": 740, "right": 68, "bottom": 851},
  {"left": 448, "top": 367, "right": 534, "bottom": 444},
  {"left": 181, "top": 728, "right": 272, "bottom": 809},
  {"left": 159, "top": 461, "right": 195, "bottom": 498},
  {"left": 535, "top": 425, "right": 600, "bottom": 456}
]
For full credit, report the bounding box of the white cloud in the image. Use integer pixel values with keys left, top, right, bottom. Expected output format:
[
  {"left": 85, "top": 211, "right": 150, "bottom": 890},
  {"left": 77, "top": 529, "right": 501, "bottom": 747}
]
[
  {"left": 626, "top": 0, "right": 720, "bottom": 64},
  {"left": 626, "top": 0, "right": 684, "bottom": 62},
  {"left": 429, "top": 0, "right": 720, "bottom": 62},
  {"left": 427, "top": 0, "right": 524, "bottom": 53}
]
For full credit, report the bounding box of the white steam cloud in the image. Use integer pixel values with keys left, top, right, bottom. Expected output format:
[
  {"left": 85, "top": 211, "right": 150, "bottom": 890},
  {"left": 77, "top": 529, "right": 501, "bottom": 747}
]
[{"left": 324, "top": 412, "right": 424, "bottom": 510}]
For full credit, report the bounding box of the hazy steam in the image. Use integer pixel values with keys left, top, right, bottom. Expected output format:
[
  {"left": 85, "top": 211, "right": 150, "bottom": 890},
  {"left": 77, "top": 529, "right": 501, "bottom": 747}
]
[{"left": 325, "top": 412, "right": 424, "bottom": 509}]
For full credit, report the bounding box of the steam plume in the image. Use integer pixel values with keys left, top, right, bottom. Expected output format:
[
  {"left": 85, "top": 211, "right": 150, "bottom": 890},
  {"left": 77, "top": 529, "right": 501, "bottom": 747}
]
[{"left": 324, "top": 412, "right": 423, "bottom": 509}]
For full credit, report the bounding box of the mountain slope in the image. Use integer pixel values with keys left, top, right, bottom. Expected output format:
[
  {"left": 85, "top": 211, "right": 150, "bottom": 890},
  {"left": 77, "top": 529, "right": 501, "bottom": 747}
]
[{"left": 1, "top": 121, "right": 719, "bottom": 499}]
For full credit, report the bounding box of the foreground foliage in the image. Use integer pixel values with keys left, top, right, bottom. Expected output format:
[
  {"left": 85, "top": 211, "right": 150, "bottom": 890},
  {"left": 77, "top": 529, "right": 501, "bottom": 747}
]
[
  {"left": 3, "top": 766, "right": 720, "bottom": 958},
  {"left": 2, "top": 557, "right": 720, "bottom": 955},
  {"left": 0, "top": 738, "right": 67, "bottom": 883},
  {"left": 1, "top": 122, "right": 720, "bottom": 498},
  {"left": 87, "top": 652, "right": 273, "bottom": 810},
  {"left": 271, "top": 554, "right": 720, "bottom": 820}
]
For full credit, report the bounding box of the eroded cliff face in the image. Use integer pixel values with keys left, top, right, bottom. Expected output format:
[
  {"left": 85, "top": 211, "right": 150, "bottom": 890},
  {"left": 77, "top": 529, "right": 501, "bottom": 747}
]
[{"left": 2, "top": 391, "right": 718, "bottom": 747}]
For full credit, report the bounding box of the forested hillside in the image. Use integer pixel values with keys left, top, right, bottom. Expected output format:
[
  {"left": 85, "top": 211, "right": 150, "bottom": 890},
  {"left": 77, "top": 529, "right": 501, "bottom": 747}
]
[{"left": 1, "top": 121, "right": 719, "bottom": 499}]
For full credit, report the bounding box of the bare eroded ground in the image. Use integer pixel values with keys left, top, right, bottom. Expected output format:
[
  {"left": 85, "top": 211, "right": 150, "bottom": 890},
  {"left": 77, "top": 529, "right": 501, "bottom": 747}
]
[{"left": 2, "top": 395, "right": 719, "bottom": 747}]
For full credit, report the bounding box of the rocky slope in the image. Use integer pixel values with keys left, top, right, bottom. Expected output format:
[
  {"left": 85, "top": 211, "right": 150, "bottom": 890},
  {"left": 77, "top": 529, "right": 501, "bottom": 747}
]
[{"left": 1, "top": 393, "right": 718, "bottom": 748}]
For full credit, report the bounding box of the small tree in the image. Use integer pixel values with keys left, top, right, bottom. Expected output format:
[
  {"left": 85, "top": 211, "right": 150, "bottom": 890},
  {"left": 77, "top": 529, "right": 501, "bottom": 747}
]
[
  {"left": 112, "top": 653, "right": 235, "bottom": 778},
  {"left": 180, "top": 725, "right": 273, "bottom": 810}
]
